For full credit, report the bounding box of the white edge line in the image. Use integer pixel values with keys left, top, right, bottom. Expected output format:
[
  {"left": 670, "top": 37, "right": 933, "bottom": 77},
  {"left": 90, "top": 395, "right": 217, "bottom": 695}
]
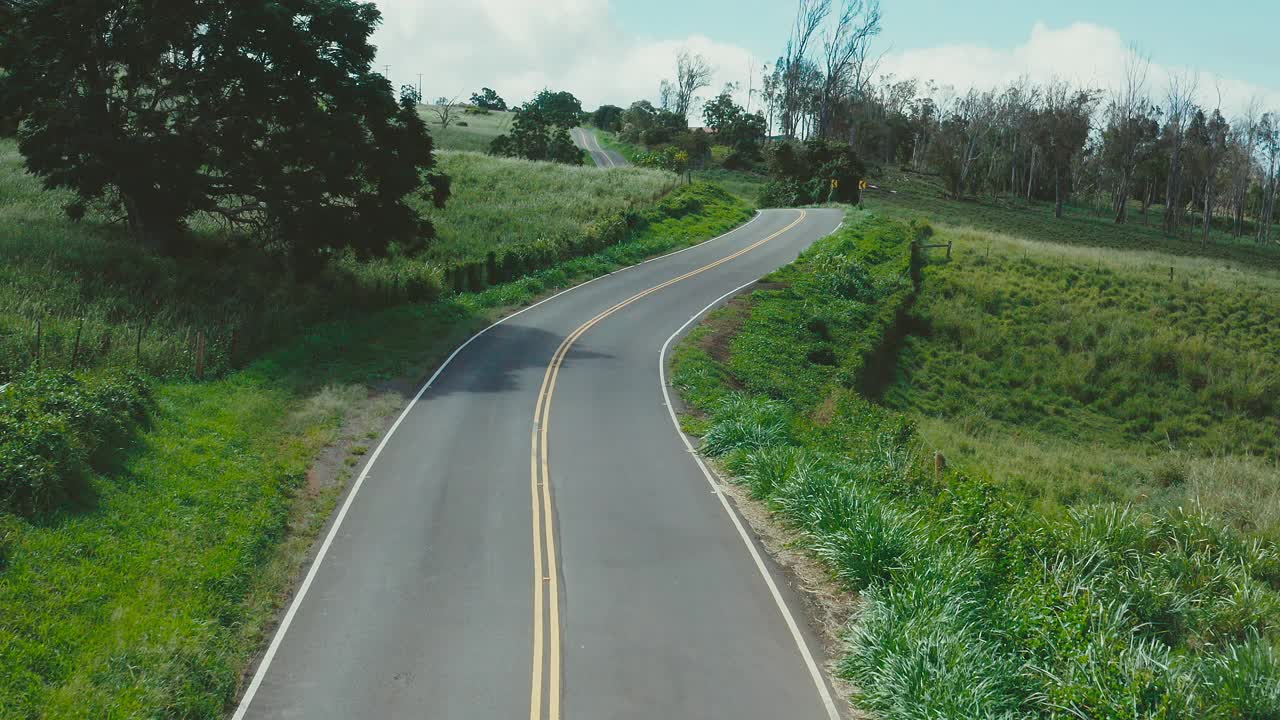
[
  {"left": 656, "top": 216, "right": 845, "bottom": 720},
  {"left": 231, "top": 210, "right": 770, "bottom": 718}
]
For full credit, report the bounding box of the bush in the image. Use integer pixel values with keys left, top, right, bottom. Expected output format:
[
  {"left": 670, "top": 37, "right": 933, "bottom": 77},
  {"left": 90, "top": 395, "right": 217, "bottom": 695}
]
[{"left": 0, "top": 370, "right": 151, "bottom": 516}]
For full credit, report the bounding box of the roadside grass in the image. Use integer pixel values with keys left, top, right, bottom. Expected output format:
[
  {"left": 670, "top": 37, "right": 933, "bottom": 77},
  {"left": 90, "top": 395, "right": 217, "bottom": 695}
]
[
  {"left": 670, "top": 211, "right": 1280, "bottom": 719},
  {"left": 421, "top": 106, "right": 515, "bottom": 152},
  {"left": 0, "top": 138, "right": 674, "bottom": 380},
  {"left": 887, "top": 225, "right": 1280, "bottom": 537},
  {"left": 594, "top": 129, "right": 644, "bottom": 164},
  {"left": 427, "top": 151, "right": 676, "bottom": 263},
  {"left": 866, "top": 166, "right": 1280, "bottom": 269},
  {"left": 0, "top": 182, "right": 753, "bottom": 717}
]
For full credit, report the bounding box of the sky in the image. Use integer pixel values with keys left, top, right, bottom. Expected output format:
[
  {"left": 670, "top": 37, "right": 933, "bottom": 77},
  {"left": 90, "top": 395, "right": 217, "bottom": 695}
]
[{"left": 368, "top": 0, "right": 1280, "bottom": 119}]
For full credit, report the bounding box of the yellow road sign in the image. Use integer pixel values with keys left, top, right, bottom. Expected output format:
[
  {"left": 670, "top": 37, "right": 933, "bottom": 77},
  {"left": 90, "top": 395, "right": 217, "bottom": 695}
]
[{"left": 859, "top": 179, "right": 868, "bottom": 191}]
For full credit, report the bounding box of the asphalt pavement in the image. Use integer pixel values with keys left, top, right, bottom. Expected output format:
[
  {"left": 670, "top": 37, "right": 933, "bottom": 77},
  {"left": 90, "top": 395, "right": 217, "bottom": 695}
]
[
  {"left": 571, "top": 127, "right": 629, "bottom": 168},
  {"left": 233, "top": 208, "right": 848, "bottom": 720}
]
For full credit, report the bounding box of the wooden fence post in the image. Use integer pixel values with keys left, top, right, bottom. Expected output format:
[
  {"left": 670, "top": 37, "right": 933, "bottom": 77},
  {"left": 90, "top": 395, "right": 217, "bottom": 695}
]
[
  {"left": 71, "top": 316, "right": 84, "bottom": 369},
  {"left": 934, "top": 451, "right": 946, "bottom": 483},
  {"left": 947, "top": 240, "right": 953, "bottom": 259},
  {"left": 34, "top": 317, "right": 42, "bottom": 367},
  {"left": 195, "top": 331, "right": 206, "bottom": 380}
]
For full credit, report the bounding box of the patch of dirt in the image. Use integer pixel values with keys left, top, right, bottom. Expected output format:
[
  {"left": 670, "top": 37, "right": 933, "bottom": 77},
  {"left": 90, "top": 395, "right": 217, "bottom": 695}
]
[
  {"left": 812, "top": 389, "right": 842, "bottom": 428},
  {"left": 695, "top": 296, "right": 751, "bottom": 365}
]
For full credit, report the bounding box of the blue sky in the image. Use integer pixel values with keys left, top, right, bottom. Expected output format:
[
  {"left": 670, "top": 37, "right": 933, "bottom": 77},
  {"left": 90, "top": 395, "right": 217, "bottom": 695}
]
[
  {"left": 371, "top": 0, "right": 1280, "bottom": 113},
  {"left": 612, "top": 1, "right": 1277, "bottom": 92}
]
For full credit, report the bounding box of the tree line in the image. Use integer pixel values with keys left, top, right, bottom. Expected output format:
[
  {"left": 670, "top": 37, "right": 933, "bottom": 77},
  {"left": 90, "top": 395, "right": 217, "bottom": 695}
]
[{"left": 756, "top": 0, "right": 1279, "bottom": 244}]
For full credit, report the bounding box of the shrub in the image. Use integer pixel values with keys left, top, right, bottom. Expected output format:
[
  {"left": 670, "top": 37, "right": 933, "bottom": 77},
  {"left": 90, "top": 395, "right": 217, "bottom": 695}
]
[{"left": 0, "top": 370, "right": 151, "bottom": 516}]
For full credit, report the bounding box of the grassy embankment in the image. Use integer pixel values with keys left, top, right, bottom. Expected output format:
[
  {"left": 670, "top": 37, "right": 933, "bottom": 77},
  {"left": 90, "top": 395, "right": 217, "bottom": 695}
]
[
  {"left": 0, "top": 120, "right": 752, "bottom": 716},
  {"left": 867, "top": 166, "right": 1280, "bottom": 269},
  {"left": 671, "top": 212, "right": 1280, "bottom": 718},
  {"left": 595, "top": 128, "right": 772, "bottom": 205}
]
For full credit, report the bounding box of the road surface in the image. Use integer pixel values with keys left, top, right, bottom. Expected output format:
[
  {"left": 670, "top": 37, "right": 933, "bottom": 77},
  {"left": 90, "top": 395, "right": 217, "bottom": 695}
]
[
  {"left": 233, "top": 208, "right": 848, "bottom": 719},
  {"left": 571, "top": 127, "right": 629, "bottom": 168}
]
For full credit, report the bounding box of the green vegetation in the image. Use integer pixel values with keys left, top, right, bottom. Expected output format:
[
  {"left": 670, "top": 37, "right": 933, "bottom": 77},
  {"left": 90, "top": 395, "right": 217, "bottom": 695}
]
[
  {"left": 868, "top": 167, "right": 1280, "bottom": 270},
  {"left": 2, "top": 0, "right": 445, "bottom": 261},
  {"left": 429, "top": 152, "right": 675, "bottom": 262},
  {"left": 672, "top": 213, "right": 1280, "bottom": 719},
  {"left": 426, "top": 106, "right": 516, "bottom": 152},
  {"left": 0, "top": 138, "right": 674, "bottom": 380},
  {"left": 886, "top": 225, "right": 1280, "bottom": 533},
  {"left": 0, "top": 182, "right": 752, "bottom": 717}
]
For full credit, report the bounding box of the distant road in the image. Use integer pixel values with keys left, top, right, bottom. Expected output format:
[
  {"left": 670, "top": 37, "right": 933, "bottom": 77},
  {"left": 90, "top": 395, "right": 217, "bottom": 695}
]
[
  {"left": 571, "top": 127, "right": 629, "bottom": 168},
  {"left": 232, "top": 209, "right": 847, "bottom": 719}
]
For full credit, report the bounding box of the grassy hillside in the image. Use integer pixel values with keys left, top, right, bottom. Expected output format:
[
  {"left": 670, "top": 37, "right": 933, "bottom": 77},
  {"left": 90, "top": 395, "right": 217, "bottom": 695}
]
[
  {"left": 429, "top": 151, "right": 675, "bottom": 262},
  {"left": 867, "top": 166, "right": 1280, "bottom": 270},
  {"left": 0, "top": 181, "right": 753, "bottom": 717},
  {"left": 0, "top": 138, "right": 674, "bottom": 380},
  {"left": 887, "top": 226, "right": 1280, "bottom": 536},
  {"left": 421, "top": 105, "right": 515, "bottom": 152},
  {"left": 671, "top": 212, "right": 1280, "bottom": 719}
]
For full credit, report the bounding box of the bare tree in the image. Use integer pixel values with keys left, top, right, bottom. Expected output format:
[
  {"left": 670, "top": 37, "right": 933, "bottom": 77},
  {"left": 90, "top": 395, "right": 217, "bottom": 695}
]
[
  {"left": 781, "top": 0, "right": 830, "bottom": 138},
  {"left": 1258, "top": 112, "right": 1279, "bottom": 246},
  {"left": 430, "top": 94, "right": 462, "bottom": 130},
  {"left": 673, "top": 51, "right": 713, "bottom": 121},
  {"left": 816, "top": 0, "right": 882, "bottom": 139},
  {"left": 1034, "top": 81, "right": 1098, "bottom": 218},
  {"left": 1161, "top": 73, "right": 1199, "bottom": 235},
  {"left": 1227, "top": 99, "right": 1262, "bottom": 238},
  {"left": 1103, "top": 48, "right": 1151, "bottom": 223}
]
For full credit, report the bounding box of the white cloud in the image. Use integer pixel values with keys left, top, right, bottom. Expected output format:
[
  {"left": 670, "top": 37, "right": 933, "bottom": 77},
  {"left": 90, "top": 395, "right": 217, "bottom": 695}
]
[
  {"left": 879, "top": 22, "right": 1280, "bottom": 118},
  {"left": 368, "top": 0, "right": 756, "bottom": 114}
]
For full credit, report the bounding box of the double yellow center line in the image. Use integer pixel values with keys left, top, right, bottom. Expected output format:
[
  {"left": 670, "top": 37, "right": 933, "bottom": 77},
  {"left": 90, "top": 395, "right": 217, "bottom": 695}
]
[{"left": 527, "top": 210, "right": 808, "bottom": 720}]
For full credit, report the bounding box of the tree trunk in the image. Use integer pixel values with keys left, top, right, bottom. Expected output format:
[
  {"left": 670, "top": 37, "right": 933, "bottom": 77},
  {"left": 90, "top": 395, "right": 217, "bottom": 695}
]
[
  {"left": 1201, "top": 187, "right": 1213, "bottom": 248},
  {"left": 122, "top": 190, "right": 177, "bottom": 254},
  {"left": 1114, "top": 168, "right": 1130, "bottom": 224},
  {"left": 1026, "top": 147, "right": 1037, "bottom": 202},
  {"left": 1054, "top": 169, "right": 1064, "bottom": 218}
]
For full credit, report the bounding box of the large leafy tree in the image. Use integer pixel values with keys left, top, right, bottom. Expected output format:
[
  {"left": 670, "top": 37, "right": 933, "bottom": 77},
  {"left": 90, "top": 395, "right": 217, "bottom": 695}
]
[
  {"left": 470, "top": 87, "right": 507, "bottom": 111},
  {"left": 0, "top": 0, "right": 448, "bottom": 263},
  {"left": 526, "top": 90, "right": 583, "bottom": 129},
  {"left": 490, "top": 105, "right": 582, "bottom": 165}
]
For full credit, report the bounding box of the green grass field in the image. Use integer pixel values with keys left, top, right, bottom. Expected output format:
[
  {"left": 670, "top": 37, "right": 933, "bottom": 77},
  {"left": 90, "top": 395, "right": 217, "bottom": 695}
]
[
  {"left": 0, "top": 181, "right": 752, "bottom": 717},
  {"left": 421, "top": 105, "right": 515, "bottom": 152},
  {"left": 867, "top": 166, "right": 1280, "bottom": 270},
  {"left": 430, "top": 151, "right": 675, "bottom": 262},
  {"left": 0, "top": 138, "right": 675, "bottom": 380},
  {"left": 887, "top": 226, "right": 1280, "bottom": 537},
  {"left": 671, "top": 211, "right": 1280, "bottom": 719}
]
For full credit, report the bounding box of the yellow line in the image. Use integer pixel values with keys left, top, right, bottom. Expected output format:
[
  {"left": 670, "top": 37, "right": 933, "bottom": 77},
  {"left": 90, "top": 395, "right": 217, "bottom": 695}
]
[{"left": 529, "top": 210, "right": 807, "bottom": 718}]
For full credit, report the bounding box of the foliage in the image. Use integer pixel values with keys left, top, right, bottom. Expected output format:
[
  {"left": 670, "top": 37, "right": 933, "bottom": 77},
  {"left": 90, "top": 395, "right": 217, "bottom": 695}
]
[
  {"left": 470, "top": 87, "right": 507, "bottom": 111},
  {"left": 524, "top": 89, "right": 583, "bottom": 129},
  {"left": 760, "top": 138, "right": 866, "bottom": 206},
  {"left": 670, "top": 212, "right": 1280, "bottom": 719},
  {"left": 701, "top": 91, "right": 767, "bottom": 167},
  {"left": 0, "top": 139, "right": 675, "bottom": 380},
  {"left": 490, "top": 104, "right": 582, "bottom": 165},
  {"left": 635, "top": 146, "right": 689, "bottom": 175},
  {"left": 1, "top": 0, "right": 448, "bottom": 264},
  {"left": 0, "top": 370, "right": 150, "bottom": 516},
  {"left": 591, "top": 104, "right": 624, "bottom": 132}
]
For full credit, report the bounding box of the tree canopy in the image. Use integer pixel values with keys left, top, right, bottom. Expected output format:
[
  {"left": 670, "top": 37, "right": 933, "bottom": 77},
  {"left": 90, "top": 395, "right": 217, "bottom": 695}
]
[
  {"left": 490, "top": 105, "right": 583, "bottom": 165},
  {"left": 470, "top": 87, "right": 507, "bottom": 111},
  {"left": 1, "top": 0, "right": 448, "bottom": 265},
  {"left": 525, "top": 90, "right": 584, "bottom": 129}
]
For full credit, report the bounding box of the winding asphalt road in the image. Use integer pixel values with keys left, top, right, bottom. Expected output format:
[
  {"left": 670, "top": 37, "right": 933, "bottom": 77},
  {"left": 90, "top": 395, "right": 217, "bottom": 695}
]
[
  {"left": 571, "top": 127, "right": 629, "bottom": 168},
  {"left": 233, "top": 208, "right": 847, "bottom": 719}
]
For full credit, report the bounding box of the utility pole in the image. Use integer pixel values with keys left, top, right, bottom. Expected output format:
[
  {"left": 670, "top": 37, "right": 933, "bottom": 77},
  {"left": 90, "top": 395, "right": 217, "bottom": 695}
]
[
  {"left": 382, "top": 65, "right": 390, "bottom": 85},
  {"left": 417, "top": 73, "right": 424, "bottom": 102}
]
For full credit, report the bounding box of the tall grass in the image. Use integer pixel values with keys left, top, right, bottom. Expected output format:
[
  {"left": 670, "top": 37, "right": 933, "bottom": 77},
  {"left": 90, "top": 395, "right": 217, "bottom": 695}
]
[
  {"left": 670, "top": 212, "right": 1280, "bottom": 719},
  {"left": 887, "top": 225, "right": 1280, "bottom": 536},
  {"left": 0, "top": 139, "right": 675, "bottom": 381}
]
